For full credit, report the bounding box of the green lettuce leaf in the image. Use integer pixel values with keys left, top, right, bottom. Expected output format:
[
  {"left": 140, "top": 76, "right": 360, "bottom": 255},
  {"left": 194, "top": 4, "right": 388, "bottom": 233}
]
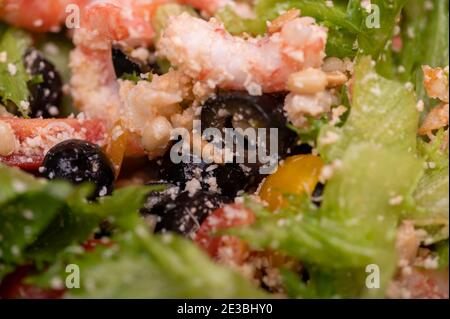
[
  {"left": 1, "top": 164, "right": 265, "bottom": 298},
  {"left": 0, "top": 184, "right": 72, "bottom": 268},
  {"left": 410, "top": 131, "right": 449, "bottom": 244},
  {"left": 0, "top": 165, "right": 72, "bottom": 279},
  {"left": 0, "top": 164, "right": 46, "bottom": 205},
  {"left": 0, "top": 27, "right": 31, "bottom": 115},
  {"left": 31, "top": 232, "right": 266, "bottom": 298},
  {"left": 435, "top": 240, "right": 449, "bottom": 269},
  {"left": 216, "top": 0, "right": 408, "bottom": 60},
  {"left": 233, "top": 144, "right": 422, "bottom": 298},
  {"left": 356, "top": 0, "right": 407, "bottom": 59},
  {"left": 397, "top": 0, "right": 449, "bottom": 103},
  {"left": 0, "top": 164, "right": 152, "bottom": 279},
  {"left": 318, "top": 56, "right": 419, "bottom": 162},
  {"left": 230, "top": 57, "right": 424, "bottom": 298}
]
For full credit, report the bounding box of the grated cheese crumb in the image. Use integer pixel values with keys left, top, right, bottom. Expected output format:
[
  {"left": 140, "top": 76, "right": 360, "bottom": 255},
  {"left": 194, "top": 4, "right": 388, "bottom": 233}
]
[
  {"left": 185, "top": 178, "right": 202, "bottom": 196},
  {"left": 416, "top": 100, "right": 425, "bottom": 112},
  {"left": 0, "top": 51, "right": 7, "bottom": 63},
  {"left": 7, "top": 63, "right": 17, "bottom": 76},
  {"left": 389, "top": 195, "right": 404, "bottom": 206}
]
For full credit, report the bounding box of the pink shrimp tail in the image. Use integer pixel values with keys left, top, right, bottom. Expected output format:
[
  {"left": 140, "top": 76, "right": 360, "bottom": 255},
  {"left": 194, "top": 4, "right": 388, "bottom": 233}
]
[{"left": 80, "top": 0, "right": 156, "bottom": 48}]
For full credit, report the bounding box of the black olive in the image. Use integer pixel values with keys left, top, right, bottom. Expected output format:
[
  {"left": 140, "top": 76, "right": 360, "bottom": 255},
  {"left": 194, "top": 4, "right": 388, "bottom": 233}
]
[
  {"left": 152, "top": 190, "right": 229, "bottom": 237},
  {"left": 287, "top": 143, "right": 313, "bottom": 156},
  {"left": 200, "top": 92, "right": 296, "bottom": 168},
  {"left": 41, "top": 139, "right": 115, "bottom": 198},
  {"left": 23, "top": 48, "right": 63, "bottom": 118},
  {"left": 112, "top": 47, "right": 162, "bottom": 78},
  {"left": 140, "top": 181, "right": 179, "bottom": 215},
  {"left": 159, "top": 153, "right": 251, "bottom": 198},
  {"left": 312, "top": 182, "right": 325, "bottom": 207},
  {"left": 112, "top": 47, "right": 143, "bottom": 78}
]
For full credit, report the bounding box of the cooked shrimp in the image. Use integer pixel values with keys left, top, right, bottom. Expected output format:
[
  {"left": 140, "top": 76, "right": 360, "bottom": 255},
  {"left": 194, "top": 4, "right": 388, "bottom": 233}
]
[
  {"left": 158, "top": 13, "right": 327, "bottom": 95},
  {"left": 70, "top": 0, "right": 159, "bottom": 121},
  {"left": 179, "top": 0, "right": 231, "bottom": 14},
  {"left": 71, "top": 0, "right": 195, "bottom": 158},
  {"left": 423, "top": 66, "right": 449, "bottom": 103},
  {"left": 395, "top": 221, "right": 421, "bottom": 267},
  {"left": 387, "top": 268, "right": 449, "bottom": 299},
  {"left": 118, "top": 70, "right": 194, "bottom": 158},
  {"left": 419, "top": 66, "right": 449, "bottom": 146},
  {"left": 418, "top": 103, "right": 449, "bottom": 136},
  {"left": 0, "top": 0, "right": 90, "bottom": 33},
  {"left": 179, "top": 0, "right": 253, "bottom": 17}
]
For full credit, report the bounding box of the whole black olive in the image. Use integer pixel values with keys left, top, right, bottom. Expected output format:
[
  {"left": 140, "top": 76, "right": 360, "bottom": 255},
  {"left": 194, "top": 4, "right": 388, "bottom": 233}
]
[
  {"left": 41, "top": 139, "right": 115, "bottom": 198},
  {"left": 23, "top": 48, "right": 63, "bottom": 118},
  {"left": 200, "top": 92, "right": 296, "bottom": 168}
]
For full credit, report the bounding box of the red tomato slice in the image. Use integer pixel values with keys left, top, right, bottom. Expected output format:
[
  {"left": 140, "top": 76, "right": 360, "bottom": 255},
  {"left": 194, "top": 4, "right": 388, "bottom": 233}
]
[
  {"left": 194, "top": 204, "right": 255, "bottom": 265},
  {"left": 0, "top": 117, "right": 107, "bottom": 170},
  {"left": 0, "top": 265, "right": 65, "bottom": 299},
  {"left": 81, "top": 238, "right": 113, "bottom": 252},
  {"left": 0, "top": 240, "right": 113, "bottom": 299}
]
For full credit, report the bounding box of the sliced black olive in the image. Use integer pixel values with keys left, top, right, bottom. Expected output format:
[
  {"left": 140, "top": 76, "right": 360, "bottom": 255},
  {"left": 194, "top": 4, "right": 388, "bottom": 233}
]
[
  {"left": 23, "top": 48, "right": 63, "bottom": 118},
  {"left": 286, "top": 143, "right": 313, "bottom": 156},
  {"left": 112, "top": 47, "right": 143, "bottom": 78},
  {"left": 312, "top": 182, "right": 325, "bottom": 207},
  {"left": 152, "top": 190, "right": 229, "bottom": 237},
  {"left": 41, "top": 139, "right": 115, "bottom": 198},
  {"left": 112, "top": 47, "right": 162, "bottom": 78},
  {"left": 159, "top": 153, "right": 252, "bottom": 198},
  {"left": 200, "top": 92, "right": 296, "bottom": 167},
  {"left": 140, "top": 181, "right": 179, "bottom": 216}
]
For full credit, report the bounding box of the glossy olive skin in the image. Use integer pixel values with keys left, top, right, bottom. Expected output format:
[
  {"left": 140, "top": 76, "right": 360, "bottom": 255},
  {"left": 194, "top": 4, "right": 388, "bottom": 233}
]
[
  {"left": 23, "top": 48, "right": 63, "bottom": 118},
  {"left": 140, "top": 181, "right": 179, "bottom": 215},
  {"left": 312, "top": 182, "right": 325, "bottom": 207},
  {"left": 112, "top": 47, "right": 162, "bottom": 78},
  {"left": 143, "top": 188, "right": 230, "bottom": 237},
  {"left": 41, "top": 140, "right": 115, "bottom": 198},
  {"left": 287, "top": 143, "right": 314, "bottom": 156},
  {"left": 159, "top": 153, "right": 252, "bottom": 198},
  {"left": 200, "top": 91, "right": 296, "bottom": 162}
]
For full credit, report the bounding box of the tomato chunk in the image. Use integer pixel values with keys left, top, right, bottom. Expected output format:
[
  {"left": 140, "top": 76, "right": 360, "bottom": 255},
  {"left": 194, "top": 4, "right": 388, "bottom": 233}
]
[
  {"left": 194, "top": 204, "right": 255, "bottom": 265},
  {"left": 0, "top": 117, "right": 107, "bottom": 170},
  {"left": 0, "top": 265, "right": 65, "bottom": 299}
]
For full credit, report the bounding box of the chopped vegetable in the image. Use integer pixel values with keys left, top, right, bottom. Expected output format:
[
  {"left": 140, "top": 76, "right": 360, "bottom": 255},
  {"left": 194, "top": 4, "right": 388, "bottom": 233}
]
[
  {"left": 397, "top": 0, "right": 449, "bottom": 102},
  {"left": 228, "top": 57, "right": 424, "bottom": 298},
  {"left": 0, "top": 27, "right": 31, "bottom": 116},
  {"left": 0, "top": 163, "right": 265, "bottom": 298},
  {"left": 318, "top": 57, "right": 419, "bottom": 162},
  {"left": 217, "top": 0, "right": 360, "bottom": 58},
  {"left": 0, "top": 118, "right": 107, "bottom": 170}
]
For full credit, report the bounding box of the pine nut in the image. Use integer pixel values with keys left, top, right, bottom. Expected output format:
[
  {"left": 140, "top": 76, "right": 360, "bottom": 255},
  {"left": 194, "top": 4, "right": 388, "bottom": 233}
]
[
  {"left": 287, "top": 68, "right": 328, "bottom": 94},
  {"left": 141, "top": 116, "right": 172, "bottom": 155},
  {"left": 322, "top": 57, "right": 345, "bottom": 72},
  {"left": 0, "top": 120, "right": 17, "bottom": 156},
  {"left": 268, "top": 9, "right": 301, "bottom": 34},
  {"left": 326, "top": 71, "right": 348, "bottom": 87}
]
